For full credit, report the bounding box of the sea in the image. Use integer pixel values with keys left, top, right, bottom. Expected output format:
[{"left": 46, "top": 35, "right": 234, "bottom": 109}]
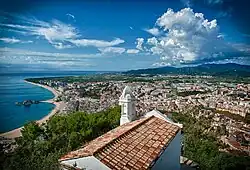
[{"left": 0, "top": 71, "right": 105, "bottom": 133}]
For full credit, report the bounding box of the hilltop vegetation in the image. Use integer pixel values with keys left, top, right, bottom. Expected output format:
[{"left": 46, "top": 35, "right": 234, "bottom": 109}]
[
  {"left": 172, "top": 110, "right": 250, "bottom": 170},
  {"left": 25, "top": 74, "right": 156, "bottom": 84},
  {"left": 126, "top": 63, "right": 250, "bottom": 77},
  {"left": 1, "top": 105, "right": 250, "bottom": 170},
  {"left": 1, "top": 106, "right": 121, "bottom": 170}
]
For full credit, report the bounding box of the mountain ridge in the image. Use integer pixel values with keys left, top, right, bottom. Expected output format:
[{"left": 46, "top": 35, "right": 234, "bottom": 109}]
[{"left": 125, "top": 63, "right": 250, "bottom": 77}]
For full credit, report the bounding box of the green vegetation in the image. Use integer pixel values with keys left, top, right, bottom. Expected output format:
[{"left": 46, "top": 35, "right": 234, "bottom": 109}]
[
  {"left": 25, "top": 74, "right": 157, "bottom": 84},
  {"left": 177, "top": 90, "right": 209, "bottom": 97},
  {"left": 25, "top": 71, "right": 250, "bottom": 87},
  {"left": 126, "top": 63, "right": 250, "bottom": 78},
  {"left": 172, "top": 111, "right": 250, "bottom": 170},
  {"left": 215, "top": 109, "right": 250, "bottom": 124},
  {"left": 2, "top": 104, "right": 250, "bottom": 170},
  {"left": 1, "top": 106, "right": 121, "bottom": 170}
]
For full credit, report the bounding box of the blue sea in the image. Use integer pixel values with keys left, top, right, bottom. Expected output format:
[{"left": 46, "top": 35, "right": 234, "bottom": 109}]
[{"left": 0, "top": 71, "right": 105, "bottom": 133}]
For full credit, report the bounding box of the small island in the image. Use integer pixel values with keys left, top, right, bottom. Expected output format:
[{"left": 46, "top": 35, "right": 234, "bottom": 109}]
[{"left": 15, "top": 100, "right": 40, "bottom": 107}]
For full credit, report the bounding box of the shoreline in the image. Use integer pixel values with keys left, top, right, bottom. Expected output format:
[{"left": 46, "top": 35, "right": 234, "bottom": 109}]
[{"left": 0, "top": 80, "right": 63, "bottom": 139}]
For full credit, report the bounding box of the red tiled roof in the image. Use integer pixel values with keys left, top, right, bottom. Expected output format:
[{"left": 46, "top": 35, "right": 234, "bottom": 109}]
[
  {"left": 227, "top": 140, "right": 241, "bottom": 149},
  {"left": 60, "top": 117, "right": 149, "bottom": 161},
  {"left": 60, "top": 116, "right": 180, "bottom": 170}
]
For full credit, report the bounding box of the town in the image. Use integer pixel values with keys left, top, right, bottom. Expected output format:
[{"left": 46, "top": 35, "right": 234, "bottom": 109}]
[{"left": 34, "top": 74, "right": 250, "bottom": 156}]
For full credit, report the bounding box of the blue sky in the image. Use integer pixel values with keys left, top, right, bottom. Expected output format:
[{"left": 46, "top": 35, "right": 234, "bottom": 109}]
[{"left": 0, "top": 0, "right": 250, "bottom": 72}]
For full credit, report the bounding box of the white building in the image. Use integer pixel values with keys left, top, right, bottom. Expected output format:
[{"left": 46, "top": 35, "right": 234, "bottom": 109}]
[
  {"left": 60, "top": 86, "right": 182, "bottom": 170},
  {"left": 119, "top": 86, "right": 137, "bottom": 125}
]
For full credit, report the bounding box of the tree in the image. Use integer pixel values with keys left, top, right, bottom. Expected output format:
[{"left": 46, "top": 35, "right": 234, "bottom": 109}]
[
  {"left": 172, "top": 108, "right": 250, "bottom": 170},
  {"left": 2, "top": 106, "right": 121, "bottom": 170},
  {"left": 21, "top": 121, "right": 44, "bottom": 142}
]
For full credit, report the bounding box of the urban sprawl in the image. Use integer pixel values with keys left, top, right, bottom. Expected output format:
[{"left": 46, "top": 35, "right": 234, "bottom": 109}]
[{"left": 36, "top": 74, "right": 250, "bottom": 155}]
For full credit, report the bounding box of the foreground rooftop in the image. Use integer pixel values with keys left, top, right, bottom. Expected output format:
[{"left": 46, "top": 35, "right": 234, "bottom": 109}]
[{"left": 60, "top": 115, "right": 180, "bottom": 170}]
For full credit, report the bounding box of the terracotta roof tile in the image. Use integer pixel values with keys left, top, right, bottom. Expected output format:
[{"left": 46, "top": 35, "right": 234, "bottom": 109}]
[
  {"left": 60, "top": 117, "right": 148, "bottom": 161},
  {"left": 60, "top": 116, "right": 180, "bottom": 170}
]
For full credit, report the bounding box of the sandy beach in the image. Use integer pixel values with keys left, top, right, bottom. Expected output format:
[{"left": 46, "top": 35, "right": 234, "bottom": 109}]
[{"left": 0, "top": 80, "right": 64, "bottom": 139}]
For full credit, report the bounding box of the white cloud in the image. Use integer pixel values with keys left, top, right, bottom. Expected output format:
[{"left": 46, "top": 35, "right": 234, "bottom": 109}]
[
  {"left": 0, "top": 37, "right": 20, "bottom": 44},
  {"left": 147, "top": 37, "right": 158, "bottom": 46},
  {"left": 38, "top": 20, "right": 78, "bottom": 40},
  {"left": 231, "top": 43, "right": 250, "bottom": 53},
  {"left": 206, "top": 0, "right": 223, "bottom": 5},
  {"left": 66, "top": 13, "right": 75, "bottom": 19},
  {"left": 0, "top": 47, "right": 101, "bottom": 58},
  {"left": 145, "top": 28, "right": 160, "bottom": 36},
  {"left": 150, "top": 46, "right": 164, "bottom": 55},
  {"left": 70, "top": 38, "right": 124, "bottom": 48},
  {"left": 126, "top": 49, "right": 140, "bottom": 54},
  {"left": 181, "top": 0, "right": 192, "bottom": 7},
  {"left": 0, "top": 19, "right": 78, "bottom": 49},
  {"left": 137, "top": 8, "right": 232, "bottom": 65},
  {"left": 152, "top": 62, "right": 171, "bottom": 67},
  {"left": 0, "top": 47, "right": 100, "bottom": 67},
  {"left": 0, "top": 37, "right": 33, "bottom": 44},
  {"left": 35, "top": 19, "right": 79, "bottom": 48},
  {"left": 156, "top": 8, "right": 217, "bottom": 31},
  {"left": 53, "top": 42, "right": 73, "bottom": 49},
  {"left": 98, "top": 47, "right": 125, "bottom": 54},
  {"left": 217, "top": 34, "right": 225, "bottom": 38},
  {"left": 1, "top": 14, "right": 125, "bottom": 50},
  {"left": 181, "top": 0, "right": 223, "bottom": 7},
  {"left": 136, "top": 38, "right": 144, "bottom": 51}
]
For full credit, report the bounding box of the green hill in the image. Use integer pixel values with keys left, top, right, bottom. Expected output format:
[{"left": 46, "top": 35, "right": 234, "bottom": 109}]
[{"left": 125, "top": 63, "right": 250, "bottom": 77}]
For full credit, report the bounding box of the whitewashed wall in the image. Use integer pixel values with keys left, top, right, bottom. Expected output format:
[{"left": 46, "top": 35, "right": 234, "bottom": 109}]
[{"left": 152, "top": 131, "right": 181, "bottom": 170}]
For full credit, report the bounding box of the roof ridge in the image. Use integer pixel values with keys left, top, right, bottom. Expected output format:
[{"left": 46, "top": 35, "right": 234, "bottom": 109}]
[
  {"left": 93, "top": 116, "right": 154, "bottom": 155},
  {"left": 60, "top": 116, "right": 181, "bottom": 169}
]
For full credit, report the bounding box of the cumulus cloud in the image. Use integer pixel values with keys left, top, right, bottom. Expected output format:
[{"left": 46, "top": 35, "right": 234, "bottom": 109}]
[
  {"left": 137, "top": 8, "right": 236, "bottom": 65},
  {"left": 126, "top": 49, "right": 140, "bottom": 54},
  {"left": 98, "top": 47, "right": 126, "bottom": 54},
  {"left": 136, "top": 38, "right": 144, "bottom": 51},
  {"left": 0, "top": 37, "right": 32, "bottom": 44},
  {"left": 145, "top": 28, "right": 160, "bottom": 36}
]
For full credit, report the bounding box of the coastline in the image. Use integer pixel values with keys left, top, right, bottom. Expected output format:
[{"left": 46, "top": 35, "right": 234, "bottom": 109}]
[{"left": 0, "top": 80, "right": 64, "bottom": 139}]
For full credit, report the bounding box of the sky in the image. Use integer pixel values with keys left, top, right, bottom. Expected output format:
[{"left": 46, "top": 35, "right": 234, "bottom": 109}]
[{"left": 0, "top": 0, "right": 250, "bottom": 72}]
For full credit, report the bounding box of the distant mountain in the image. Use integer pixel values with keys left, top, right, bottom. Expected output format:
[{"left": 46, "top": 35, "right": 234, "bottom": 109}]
[{"left": 125, "top": 63, "right": 250, "bottom": 77}]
